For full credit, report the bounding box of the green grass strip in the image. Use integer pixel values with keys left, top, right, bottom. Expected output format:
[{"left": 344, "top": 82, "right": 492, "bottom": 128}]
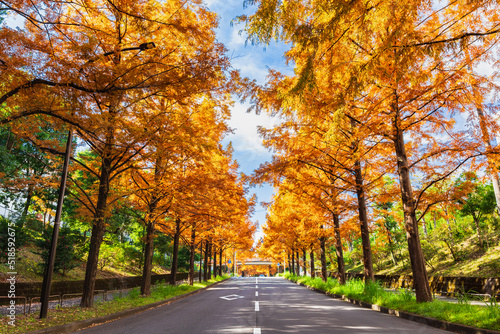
[
  {"left": 1, "top": 275, "right": 229, "bottom": 334},
  {"left": 285, "top": 273, "right": 500, "bottom": 331}
]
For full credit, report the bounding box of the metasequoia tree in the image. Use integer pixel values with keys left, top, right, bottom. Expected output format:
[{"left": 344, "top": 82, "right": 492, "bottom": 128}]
[
  {"left": 1, "top": 0, "right": 232, "bottom": 307},
  {"left": 130, "top": 91, "right": 233, "bottom": 294},
  {"left": 260, "top": 182, "right": 327, "bottom": 276},
  {"left": 240, "top": 0, "right": 500, "bottom": 302},
  {"left": 249, "top": 69, "right": 392, "bottom": 282}
]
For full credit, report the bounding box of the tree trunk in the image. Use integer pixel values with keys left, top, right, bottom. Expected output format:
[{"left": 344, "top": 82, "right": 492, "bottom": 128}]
[
  {"left": 353, "top": 159, "right": 375, "bottom": 283},
  {"left": 291, "top": 249, "right": 295, "bottom": 275},
  {"left": 392, "top": 112, "right": 432, "bottom": 302},
  {"left": 80, "top": 153, "right": 112, "bottom": 308},
  {"left": 471, "top": 212, "right": 484, "bottom": 246},
  {"left": 189, "top": 225, "right": 196, "bottom": 285},
  {"left": 310, "top": 246, "right": 315, "bottom": 279},
  {"left": 302, "top": 249, "right": 307, "bottom": 276},
  {"left": 203, "top": 240, "right": 209, "bottom": 281},
  {"left": 296, "top": 250, "right": 301, "bottom": 275},
  {"left": 140, "top": 153, "right": 162, "bottom": 295},
  {"left": 20, "top": 181, "right": 34, "bottom": 227},
  {"left": 333, "top": 214, "right": 346, "bottom": 285},
  {"left": 213, "top": 244, "right": 217, "bottom": 278},
  {"left": 422, "top": 216, "right": 428, "bottom": 237},
  {"left": 199, "top": 241, "right": 203, "bottom": 282},
  {"left": 219, "top": 247, "right": 223, "bottom": 276},
  {"left": 319, "top": 234, "right": 328, "bottom": 282},
  {"left": 140, "top": 220, "right": 155, "bottom": 295},
  {"left": 207, "top": 240, "right": 212, "bottom": 280},
  {"left": 5, "top": 128, "right": 15, "bottom": 151},
  {"left": 169, "top": 217, "right": 181, "bottom": 285}
]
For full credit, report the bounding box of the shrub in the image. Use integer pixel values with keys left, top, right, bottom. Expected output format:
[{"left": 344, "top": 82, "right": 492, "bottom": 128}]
[
  {"left": 35, "top": 226, "right": 85, "bottom": 275},
  {"left": 0, "top": 215, "right": 27, "bottom": 261}
]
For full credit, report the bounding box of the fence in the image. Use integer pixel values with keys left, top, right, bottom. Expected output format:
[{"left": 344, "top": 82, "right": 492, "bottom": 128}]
[{"left": 0, "top": 272, "right": 190, "bottom": 309}]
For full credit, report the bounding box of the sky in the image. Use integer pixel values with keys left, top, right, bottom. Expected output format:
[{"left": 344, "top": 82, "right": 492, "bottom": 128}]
[{"left": 202, "top": 0, "right": 292, "bottom": 243}]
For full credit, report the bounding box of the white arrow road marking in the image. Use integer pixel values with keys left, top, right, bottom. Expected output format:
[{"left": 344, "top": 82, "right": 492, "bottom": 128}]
[{"left": 219, "top": 294, "right": 244, "bottom": 301}]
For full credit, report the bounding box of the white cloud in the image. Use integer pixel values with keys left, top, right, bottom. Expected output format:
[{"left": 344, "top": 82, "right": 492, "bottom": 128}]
[
  {"left": 224, "top": 102, "right": 280, "bottom": 156},
  {"left": 227, "top": 27, "right": 247, "bottom": 48}
]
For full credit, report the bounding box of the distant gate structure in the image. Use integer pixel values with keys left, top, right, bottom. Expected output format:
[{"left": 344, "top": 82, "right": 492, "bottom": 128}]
[{"left": 235, "top": 259, "right": 282, "bottom": 276}]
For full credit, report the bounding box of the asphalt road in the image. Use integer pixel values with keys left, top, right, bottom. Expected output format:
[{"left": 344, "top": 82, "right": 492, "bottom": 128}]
[{"left": 75, "top": 277, "right": 451, "bottom": 333}]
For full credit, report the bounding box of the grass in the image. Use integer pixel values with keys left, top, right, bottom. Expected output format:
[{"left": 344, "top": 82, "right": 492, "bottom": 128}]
[
  {"left": 0, "top": 275, "right": 229, "bottom": 334},
  {"left": 285, "top": 273, "right": 500, "bottom": 331}
]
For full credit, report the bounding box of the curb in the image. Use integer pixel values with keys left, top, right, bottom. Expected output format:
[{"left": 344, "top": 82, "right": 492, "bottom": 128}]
[
  {"left": 26, "top": 278, "right": 230, "bottom": 334},
  {"left": 291, "top": 280, "right": 500, "bottom": 334}
]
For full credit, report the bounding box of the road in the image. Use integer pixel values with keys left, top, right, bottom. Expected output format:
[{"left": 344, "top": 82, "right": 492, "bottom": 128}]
[{"left": 75, "top": 277, "right": 451, "bottom": 333}]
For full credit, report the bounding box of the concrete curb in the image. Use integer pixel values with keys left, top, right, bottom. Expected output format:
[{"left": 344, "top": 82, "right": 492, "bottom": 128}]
[
  {"left": 292, "top": 280, "right": 500, "bottom": 334},
  {"left": 26, "top": 278, "right": 230, "bottom": 334}
]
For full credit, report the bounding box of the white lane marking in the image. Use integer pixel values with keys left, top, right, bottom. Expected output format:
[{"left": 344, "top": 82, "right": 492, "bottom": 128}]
[
  {"left": 256, "top": 285, "right": 258, "bottom": 289},
  {"left": 255, "top": 291, "right": 258, "bottom": 297},
  {"left": 255, "top": 301, "right": 260, "bottom": 312},
  {"left": 254, "top": 328, "right": 261, "bottom": 334}
]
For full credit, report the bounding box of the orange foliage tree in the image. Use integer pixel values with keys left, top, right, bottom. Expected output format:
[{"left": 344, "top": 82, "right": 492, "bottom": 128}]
[
  {"left": 239, "top": 0, "right": 500, "bottom": 302},
  {"left": 0, "top": 0, "right": 237, "bottom": 307}
]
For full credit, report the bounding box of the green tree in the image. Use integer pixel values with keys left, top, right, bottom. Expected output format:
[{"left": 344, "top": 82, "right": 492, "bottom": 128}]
[
  {"left": 0, "top": 216, "right": 27, "bottom": 261},
  {"left": 36, "top": 226, "right": 85, "bottom": 276},
  {"left": 458, "top": 181, "right": 496, "bottom": 247}
]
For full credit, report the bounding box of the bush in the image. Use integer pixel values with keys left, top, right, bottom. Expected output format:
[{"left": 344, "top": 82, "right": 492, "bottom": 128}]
[
  {"left": 23, "top": 216, "right": 45, "bottom": 238},
  {"left": 0, "top": 215, "right": 27, "bottom": 261},
  {"left": 35, "top": 226, "right": 85, "bottom": 275}
]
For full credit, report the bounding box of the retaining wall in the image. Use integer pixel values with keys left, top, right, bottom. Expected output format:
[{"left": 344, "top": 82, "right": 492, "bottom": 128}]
[
  {"left": 0, "top": 272, "right": 189, "bottom": 300},
  {"left": 343, "top": 273, "right": 500, "bottom": 297}
]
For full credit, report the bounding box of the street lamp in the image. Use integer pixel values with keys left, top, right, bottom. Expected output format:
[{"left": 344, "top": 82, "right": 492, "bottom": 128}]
[
  {"left": 102, "top": 42, "right": 156, "bottom": 57},
  {"left": 39, "top": 42, "right": 156, "bottom": 318}
]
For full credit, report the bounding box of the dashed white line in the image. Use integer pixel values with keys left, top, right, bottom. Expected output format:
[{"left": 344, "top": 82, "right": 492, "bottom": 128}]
[{"left": 254, "top": 279, "right": 260, "bottom": 334}]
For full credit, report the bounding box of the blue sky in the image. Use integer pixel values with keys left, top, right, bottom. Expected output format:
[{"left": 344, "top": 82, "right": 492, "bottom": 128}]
[{"left": 203, "top": 0, "right": 292, "bottom": 243}]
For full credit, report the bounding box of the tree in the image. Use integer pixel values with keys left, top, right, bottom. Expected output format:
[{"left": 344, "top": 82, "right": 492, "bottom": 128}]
[
  {"left": 1, "top": 0, "right": 234, "bottom": 307},
  {"left": 240, "top": 0, "right": 500, "bottom": 303},
  {"left": 36, "top": 226, "right": 85, "bottom": 276},
  {"left": 457, "top": 174, "right": 496, "bottom": 247}
]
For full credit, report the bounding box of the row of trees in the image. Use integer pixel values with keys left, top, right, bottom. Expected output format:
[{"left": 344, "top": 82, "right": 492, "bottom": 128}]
[
  {"left": 241, "top": 0, "right": 500, "bottom": 302},
  {"left": 0, "top": 0, "right": 255, "bottom": 308}
]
